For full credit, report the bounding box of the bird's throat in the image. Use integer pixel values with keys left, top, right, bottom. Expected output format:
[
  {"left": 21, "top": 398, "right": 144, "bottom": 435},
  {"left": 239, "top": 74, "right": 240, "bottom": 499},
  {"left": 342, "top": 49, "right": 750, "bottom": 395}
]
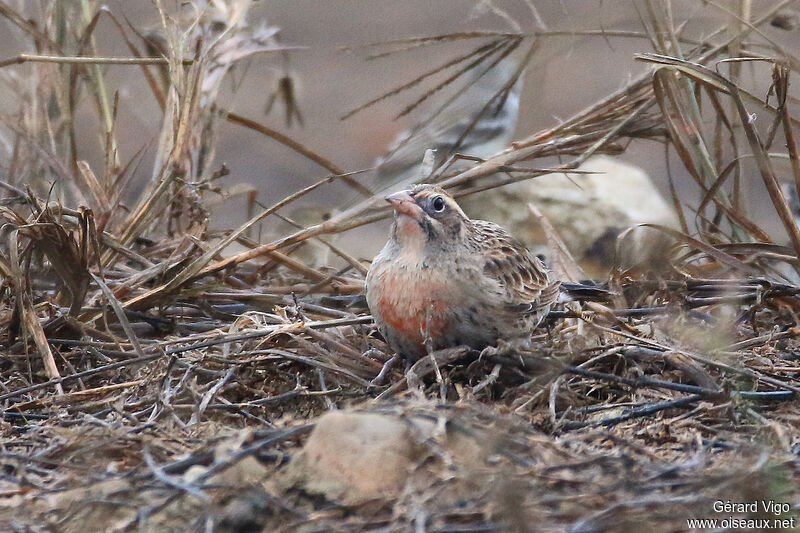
[{"left": 393, "top": 215, "right": 427, "bottom": 247}]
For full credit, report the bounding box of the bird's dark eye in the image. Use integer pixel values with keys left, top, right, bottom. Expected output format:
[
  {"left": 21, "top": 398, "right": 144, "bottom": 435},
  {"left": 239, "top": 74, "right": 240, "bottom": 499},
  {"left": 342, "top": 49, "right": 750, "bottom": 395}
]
[{"left": 432, "top": 196, "right": 446, "bottom": 212}]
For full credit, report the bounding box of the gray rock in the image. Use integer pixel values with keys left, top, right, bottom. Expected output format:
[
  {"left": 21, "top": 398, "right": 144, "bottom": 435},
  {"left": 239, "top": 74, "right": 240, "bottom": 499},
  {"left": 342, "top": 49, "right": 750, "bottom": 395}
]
[
  {"left": 460, "top": 155, "right": 679, "bottom": 275},
  {"left": 276, "top": 410, "right": 486, "bottom": 504}
]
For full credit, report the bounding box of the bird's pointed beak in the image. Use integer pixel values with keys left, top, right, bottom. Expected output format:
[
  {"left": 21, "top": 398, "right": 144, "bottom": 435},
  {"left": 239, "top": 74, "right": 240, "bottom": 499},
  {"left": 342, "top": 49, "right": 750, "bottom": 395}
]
[{"left": 386, "top": 190, "right": 424, "bottom": 221}]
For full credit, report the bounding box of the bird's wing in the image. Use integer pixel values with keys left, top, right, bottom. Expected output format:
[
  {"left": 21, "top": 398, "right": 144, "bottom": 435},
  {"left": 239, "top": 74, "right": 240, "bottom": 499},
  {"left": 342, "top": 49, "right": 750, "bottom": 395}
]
[
  {"left": 473, "top": 220, "right": 559, "bottom": 314},
  {"left": 376, "top": 65, "right": 523, "bottom": 184}
]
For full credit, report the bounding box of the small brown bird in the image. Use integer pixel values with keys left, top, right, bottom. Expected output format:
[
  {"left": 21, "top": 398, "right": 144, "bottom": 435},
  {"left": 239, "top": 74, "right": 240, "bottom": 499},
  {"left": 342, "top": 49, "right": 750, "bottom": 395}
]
[{"left": 366, "top": 184, "right": 560, "bottom": 360}]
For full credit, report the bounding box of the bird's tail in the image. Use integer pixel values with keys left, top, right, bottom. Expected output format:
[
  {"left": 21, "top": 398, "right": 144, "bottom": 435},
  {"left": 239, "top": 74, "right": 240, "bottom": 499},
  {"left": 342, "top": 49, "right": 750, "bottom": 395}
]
[{"left": 559, "top": 281, "right": 615, "bottom": 302}]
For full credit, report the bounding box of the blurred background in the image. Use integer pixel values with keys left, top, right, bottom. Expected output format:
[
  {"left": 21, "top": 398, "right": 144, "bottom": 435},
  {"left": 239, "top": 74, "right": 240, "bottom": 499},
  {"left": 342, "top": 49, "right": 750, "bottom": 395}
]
[{"left": 2, "top": 0, "right": 800, "bottom": 264}]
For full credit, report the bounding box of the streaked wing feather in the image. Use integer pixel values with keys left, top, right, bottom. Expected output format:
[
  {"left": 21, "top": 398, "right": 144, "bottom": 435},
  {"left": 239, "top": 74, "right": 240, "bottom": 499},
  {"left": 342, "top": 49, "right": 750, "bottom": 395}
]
[{"left": 473, "top": 220, "right": 555, "bottom": 313}]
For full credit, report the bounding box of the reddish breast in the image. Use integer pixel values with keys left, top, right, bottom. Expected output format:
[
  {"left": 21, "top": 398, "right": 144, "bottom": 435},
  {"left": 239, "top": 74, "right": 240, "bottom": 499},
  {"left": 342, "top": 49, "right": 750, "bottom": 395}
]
[{"left": 374, "top": 269, "right": 450, "bottom": 352}]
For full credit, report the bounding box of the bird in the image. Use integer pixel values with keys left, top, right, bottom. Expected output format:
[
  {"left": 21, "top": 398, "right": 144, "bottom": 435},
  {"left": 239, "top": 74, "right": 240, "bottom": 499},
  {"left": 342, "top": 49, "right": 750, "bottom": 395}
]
[
  {"left": 365, "top": 184, "right": 560, "bottom": 361},
  {"left": 372, "top": 56, "right": 525, "bottom": 196}
]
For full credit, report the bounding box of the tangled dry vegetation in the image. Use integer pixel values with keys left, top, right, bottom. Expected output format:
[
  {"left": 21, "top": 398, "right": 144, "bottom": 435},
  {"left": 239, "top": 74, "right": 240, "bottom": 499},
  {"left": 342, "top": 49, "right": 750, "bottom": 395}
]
[{"left": 3, "top": 1, "right": 800, "bottom": 531}]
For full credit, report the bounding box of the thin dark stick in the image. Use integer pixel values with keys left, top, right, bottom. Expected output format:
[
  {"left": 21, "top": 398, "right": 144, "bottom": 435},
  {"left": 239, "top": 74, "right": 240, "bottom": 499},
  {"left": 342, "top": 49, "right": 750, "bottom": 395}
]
[
  {"left": 564, "top": 367, "right": 723, "bottom": 398},
  {"left": 560, "top": 394, "right": 702, "bottom": 430}
]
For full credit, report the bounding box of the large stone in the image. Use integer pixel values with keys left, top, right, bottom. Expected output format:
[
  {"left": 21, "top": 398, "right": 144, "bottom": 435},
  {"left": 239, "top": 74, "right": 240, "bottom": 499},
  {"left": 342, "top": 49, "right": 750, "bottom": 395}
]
[
  {"left": 460, "top": 155, "right": 679, "bottom": 276},
  {"left": 277, "top": 410, "right": 487, "bottom": 504}
]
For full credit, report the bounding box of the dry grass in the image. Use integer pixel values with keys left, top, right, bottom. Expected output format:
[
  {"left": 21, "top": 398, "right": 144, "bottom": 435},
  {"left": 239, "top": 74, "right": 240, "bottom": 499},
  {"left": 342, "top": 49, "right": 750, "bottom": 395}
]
[{"left": 2, "top": 1, "right": 800, "bottom": 531}]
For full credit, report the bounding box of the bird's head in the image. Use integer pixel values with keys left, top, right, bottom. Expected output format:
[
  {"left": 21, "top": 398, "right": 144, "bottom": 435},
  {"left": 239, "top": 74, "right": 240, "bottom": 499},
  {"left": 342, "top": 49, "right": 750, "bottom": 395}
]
[{"left": 385, "top": 185, "right": 469, "bottom": 249}]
